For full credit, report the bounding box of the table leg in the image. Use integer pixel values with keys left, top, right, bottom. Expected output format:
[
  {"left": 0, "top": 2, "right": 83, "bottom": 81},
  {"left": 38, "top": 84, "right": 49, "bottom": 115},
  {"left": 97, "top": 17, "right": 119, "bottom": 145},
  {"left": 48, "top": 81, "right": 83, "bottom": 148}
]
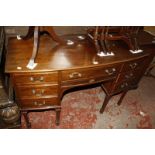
[
  {"left": 145, "top": 62, "right": 155, "bottom": 78},
  {"left": 100, "top": 95, "right": 111, "bottom": 114},
  {"left": 22, "top": 111, "right": 31, "bottom": 128},
  {"left": 55, "top": 108, "right": 61, "bottom": 126},
  {"left": 117, "top": 91, "right": 127, "bottom": 106},
  {"left": 20, "top": 26, "right": 35, "bottom": 40}
]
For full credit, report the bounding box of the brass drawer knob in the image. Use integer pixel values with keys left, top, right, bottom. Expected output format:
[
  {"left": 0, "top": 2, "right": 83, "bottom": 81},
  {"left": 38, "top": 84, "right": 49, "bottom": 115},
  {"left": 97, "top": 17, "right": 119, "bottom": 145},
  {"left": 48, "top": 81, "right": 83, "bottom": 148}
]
[
  {"left": 125, "top": 73, "right": 133, "bottom": 79},
  {"left": 32, "top": 89, "right": 44, "bottom": 96},
  {"left": 34, "top": 101, "right": 46, "bottom": 106},
  {"left": 129, "top": 62, "right": 138, "bottom": 69},
  {"left": 69, "top": 72, "right": 82, "bottom": 79},
  {"left": 89, "top": 79, "right": 95, "bottom": 83},
  {"left": 29, "top": 77, "right": 34, "bottom": 81},
  {"left": 29, "top": 76, "right": 44, "bottom": 82},
  {"left": 120, "top": 82, "right": 128, "bottom": 88},
  {"left": 105, "top": 68, "right": 116, "bottom": 75}
]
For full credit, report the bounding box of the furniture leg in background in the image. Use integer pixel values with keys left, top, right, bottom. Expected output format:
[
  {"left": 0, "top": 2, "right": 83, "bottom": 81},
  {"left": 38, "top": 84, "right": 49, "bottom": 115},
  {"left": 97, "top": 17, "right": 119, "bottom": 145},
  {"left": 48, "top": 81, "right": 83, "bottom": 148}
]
[
  {"left": 117, "top": 91, "right": 128, "bottom": 106},
  {"left": 100, "top": 90, "right": 128, "bottom": 114},
  {"left": 145, "top": 61, "right": 155, "bottom": 78},
  {"left": 55, "top": 108, "right": 61, "bottom": 126},
  {"left": 22, "top": 111, "right": 31, "bottom": 128},
  {"left": 100, "top": 95, "right": 112, "bottom": 114}
]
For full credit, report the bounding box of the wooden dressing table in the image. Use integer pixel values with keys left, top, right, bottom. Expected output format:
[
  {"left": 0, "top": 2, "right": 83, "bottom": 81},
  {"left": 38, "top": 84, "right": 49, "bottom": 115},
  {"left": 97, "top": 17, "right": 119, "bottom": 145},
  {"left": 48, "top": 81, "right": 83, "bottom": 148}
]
[{"left": 5, "top": 30, "right": 155, "bottom": 128}]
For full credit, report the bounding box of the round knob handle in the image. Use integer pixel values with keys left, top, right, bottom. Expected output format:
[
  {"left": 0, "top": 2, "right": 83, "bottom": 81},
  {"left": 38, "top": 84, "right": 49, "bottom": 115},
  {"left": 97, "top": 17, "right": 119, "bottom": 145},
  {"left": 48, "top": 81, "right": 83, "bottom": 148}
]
[
  {"left": 125, "top": 73, "right": 133, "bottom": 79},
  {"left": 89, "top": 79, "right": 95, "bottom": 83},
  {"left": 120, "top": 82, "right": 128, "bottom": 88},
  {"left": 129, "top": 62, "right": 138, "bottom": 69},
  {"left": 30, "top": 77, "right": 34, "bottom": 81},
  {"left": 105, "top": 68, "right": 116, "bottom": 75}
]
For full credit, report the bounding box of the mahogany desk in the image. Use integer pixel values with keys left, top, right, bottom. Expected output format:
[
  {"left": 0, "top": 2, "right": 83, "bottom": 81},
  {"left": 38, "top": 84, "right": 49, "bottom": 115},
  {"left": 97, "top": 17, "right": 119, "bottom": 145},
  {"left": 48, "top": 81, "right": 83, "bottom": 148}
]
[{"left": 5, "top": 31, "right": 155, "bottom": 128}]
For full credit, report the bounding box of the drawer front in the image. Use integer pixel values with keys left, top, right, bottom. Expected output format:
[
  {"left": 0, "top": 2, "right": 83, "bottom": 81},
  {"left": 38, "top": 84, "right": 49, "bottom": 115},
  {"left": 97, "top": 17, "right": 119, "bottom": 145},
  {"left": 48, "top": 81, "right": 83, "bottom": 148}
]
[
  {"left": 122, "top": 56, "right": 148, "bottom": 72},
  {"left": 61, "top": 75, "right": 115, "bottom": 87},
  {"left": 18, "top": 97, "right": 58, "bottom": 109},
  {"left": 13, "top": 72, "right": 58, "bottom": 84},
  {"left": 116, "top": 70, "right": 141, "bottom": 83},
  {"left": 61, "top": 64, "right": 121, "bottom": 81},
  {"left": 15, "top": 84, "right": 58, "bottom": 99},
  {"left": 113, "top": 80, "right": 138, "bottom": 93}
]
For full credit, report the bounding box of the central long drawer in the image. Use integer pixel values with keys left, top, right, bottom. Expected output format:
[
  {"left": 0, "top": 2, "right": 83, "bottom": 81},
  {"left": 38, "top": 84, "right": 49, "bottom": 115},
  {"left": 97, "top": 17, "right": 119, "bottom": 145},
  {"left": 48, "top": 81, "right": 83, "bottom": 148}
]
[{"left": 61, "top": 63, "right": 122, "bottom": 82}]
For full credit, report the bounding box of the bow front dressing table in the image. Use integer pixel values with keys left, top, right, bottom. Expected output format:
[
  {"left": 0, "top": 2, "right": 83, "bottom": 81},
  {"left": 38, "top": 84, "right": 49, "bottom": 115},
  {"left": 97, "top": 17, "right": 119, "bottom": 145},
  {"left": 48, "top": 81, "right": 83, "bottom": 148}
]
[{"left": 5, "top": 28, "right": 155, "bottom": 128}]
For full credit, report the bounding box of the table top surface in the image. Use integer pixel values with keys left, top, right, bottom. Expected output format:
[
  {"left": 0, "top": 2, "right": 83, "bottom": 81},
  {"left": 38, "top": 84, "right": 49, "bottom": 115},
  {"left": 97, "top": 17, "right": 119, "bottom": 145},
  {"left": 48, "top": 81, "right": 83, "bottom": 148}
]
[{"left": 5, "top": 30, "right": 155, "bottom": 73}]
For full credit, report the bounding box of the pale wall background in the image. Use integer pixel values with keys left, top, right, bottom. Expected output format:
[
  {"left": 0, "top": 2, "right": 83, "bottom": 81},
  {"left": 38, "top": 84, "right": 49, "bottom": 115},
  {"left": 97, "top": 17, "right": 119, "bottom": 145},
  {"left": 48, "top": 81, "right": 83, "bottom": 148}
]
[
  {"left": 4, "top": 26, "right": 91, "bottom": 36},
  {"left": 144, "top": 26, "right": 155, "bottom": 35},
  {"left": 4, "top": 26, "right": 155, "bottom": 36}
]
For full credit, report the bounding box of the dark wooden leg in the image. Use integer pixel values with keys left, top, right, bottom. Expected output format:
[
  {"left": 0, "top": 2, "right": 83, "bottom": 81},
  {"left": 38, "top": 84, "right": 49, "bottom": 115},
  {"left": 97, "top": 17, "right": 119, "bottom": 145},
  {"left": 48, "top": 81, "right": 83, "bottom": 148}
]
[
  {"left": 40, "top": 26, "right": 65, "bottom": 44},
  {"left": 100, "top": 95, "right": 111, "bottom": 114},
  {"left": 100, "top": 26, "right": 108, "bottom": 54},
  {"left": 94, "top": 26, "right": 102, "bottom": 54},
  {"left": 20, "top": 26, "right": 35, "bottom": 40},
  {"left": 31, "top": 27, "right": 39, "bottom": 60},
  {"left": 8, "top": 77, "right": 14, "bottom": 102},
  {"left": 117, "top": 91, "right": 127, "bottom": 106},
  {"left": 22, "top": 111, "right": 31, "bottom": 128},
  {"left": 145, "top": 62, "right": 155, "bottom": 78},
  {"left": 55, "top": 108, "right": 61, "bottom": 126}
]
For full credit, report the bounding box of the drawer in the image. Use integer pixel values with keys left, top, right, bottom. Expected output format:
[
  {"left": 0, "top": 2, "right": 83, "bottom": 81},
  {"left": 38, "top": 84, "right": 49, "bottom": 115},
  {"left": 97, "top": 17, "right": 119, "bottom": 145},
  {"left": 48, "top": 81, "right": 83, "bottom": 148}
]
[
  {"left": 61, "top": 75, "right": 115, "bottom": 87},
  {"left": 61, "top": 64, "right": 121, "bottom": 81},
  {"left": 18, "top": 97, "right": 58, "bottom": 109},
  {"left": 122, "top": 56, "right": 148, "bottom": 72},
  {"left": 113, "top": 80, "right": 138, "bottom": 93},
  {"left": 15, "top": 84, "right": 58, "bottom": 99},
  {"left": 13, "top": 72, "right": 58, "bottom": 85},
  {"left": 116, "top": 70, "right": 141, "bottom": 83}
]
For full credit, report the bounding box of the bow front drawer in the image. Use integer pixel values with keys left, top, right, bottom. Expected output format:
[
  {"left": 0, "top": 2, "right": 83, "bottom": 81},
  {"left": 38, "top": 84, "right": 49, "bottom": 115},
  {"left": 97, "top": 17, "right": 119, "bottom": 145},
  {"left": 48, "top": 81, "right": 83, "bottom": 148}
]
[
  {"left": 113, "top": 80, "right": 138, "bottom": 93},
  {"left": 61, "top": 64, "right": 121, "bottom": 81},
  {"left": 61, "top": 75, "right": 116, "bottom": 87},
  {"left": 122, "top": 56, "right": 148, "bottom": 72},
  {"left": 13, "top": 72, "right": 58, "bottom": 85},
  {"left": 116, "top": 70, "right": 142, "bottom": 83},
  {"left": 15, "top": 84, "right": 58, "bottom": 99},
  {"left": 18, "top": 97, "right": 59, "bottom": 109}
]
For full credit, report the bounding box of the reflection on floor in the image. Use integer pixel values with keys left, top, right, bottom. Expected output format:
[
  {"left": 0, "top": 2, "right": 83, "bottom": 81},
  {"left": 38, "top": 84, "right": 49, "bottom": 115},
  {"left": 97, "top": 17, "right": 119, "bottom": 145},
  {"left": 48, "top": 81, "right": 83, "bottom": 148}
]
[{"left": 20, "top": 75, "right": 155, "bottom": 129}]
